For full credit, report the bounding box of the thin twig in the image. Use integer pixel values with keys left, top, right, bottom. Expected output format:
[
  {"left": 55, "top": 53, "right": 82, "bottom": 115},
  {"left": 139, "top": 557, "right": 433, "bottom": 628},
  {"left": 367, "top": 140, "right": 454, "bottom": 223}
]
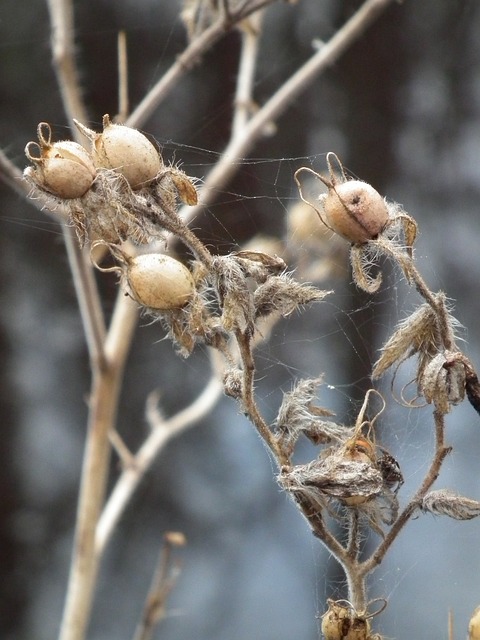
[
  {"left": 362, "top": 410, "right": 451, "bottom": 575},
  {"left": 46, "top": 0, "right": 89, "bottom": 138},
  {"left": 62, "top": 226, "right": 107, "bottom": 370},
  {"left": 178, "top": 0, "right": 396, "bottom": 225},
  {"left": 59, "top": 292, "right": 138, "bottom": 640},
  {"left": 126, "top": 0, "right": 274, "bottom": 130},
  {"left": 95, "top": 349, "right": 224, "bottom": 555},
  {"left": 231, "top": 11, "right": 264, "bottom": 137},
  {"left": 132, "top": 532, "right": 186, "bottom": 640},
  {"left": 0, "top": 149, "right": 28, "bottom": 196},
  {"left": 117, "top": 31, "right": 129, "bottom": 122},
  {"left": 234, "top": 329, "right": 288, "bottom": 464}
]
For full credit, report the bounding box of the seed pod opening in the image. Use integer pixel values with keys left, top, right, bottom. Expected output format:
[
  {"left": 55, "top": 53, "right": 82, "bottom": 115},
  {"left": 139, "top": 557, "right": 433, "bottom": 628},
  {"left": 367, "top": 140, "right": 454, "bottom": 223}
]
[
  {"left": 75, "top": 115, "right": 163, "bottom": 189},
  {"left": 323, "top": 180, "right": 389, "bottom": 245},
  {"left": 24, "top": 123, "right": 96, "bottom": 199},
  {"left": 126, "top": 253, "right": 195, "bottom": 310}
]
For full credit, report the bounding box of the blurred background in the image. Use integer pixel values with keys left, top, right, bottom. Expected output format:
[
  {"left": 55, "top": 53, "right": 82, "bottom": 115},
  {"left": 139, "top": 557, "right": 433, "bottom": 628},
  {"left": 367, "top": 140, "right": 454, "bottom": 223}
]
[{"left": 1, "top": 0, "right": 480, "bottom": 638}]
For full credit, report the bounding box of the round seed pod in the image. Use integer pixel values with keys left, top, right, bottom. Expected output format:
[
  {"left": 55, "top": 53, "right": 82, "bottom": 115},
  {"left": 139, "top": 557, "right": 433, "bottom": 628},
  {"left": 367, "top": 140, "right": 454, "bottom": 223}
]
[
  {"left": 126, "top": 253, "right": 194, "bottom": 310},
  {"left": 24, "top": 123, "right": 96, "bottom": 199},
  {"left": 75, "top": 115, "right": 162, "bottom": 189},
  {"left": 321, "top": 600, "right": 371, "bottom": 640},
  {"left": 322, "top": 180, "right": 389, "bottom": 245},
  {"left": 469, "top": 606, "right": 480, "bottom": 640}
]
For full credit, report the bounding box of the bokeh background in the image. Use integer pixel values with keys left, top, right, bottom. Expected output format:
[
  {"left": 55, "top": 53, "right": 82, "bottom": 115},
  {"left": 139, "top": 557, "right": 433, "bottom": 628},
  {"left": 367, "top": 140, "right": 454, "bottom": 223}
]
[{"left": 1, "top": 1, "right": 480, "bottom": 638}]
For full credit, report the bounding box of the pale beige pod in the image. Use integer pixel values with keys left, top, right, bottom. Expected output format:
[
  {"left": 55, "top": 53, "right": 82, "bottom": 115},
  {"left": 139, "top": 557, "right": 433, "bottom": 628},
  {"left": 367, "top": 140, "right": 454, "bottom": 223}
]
[
  {"left": 126, "top": 253, "right": 195, "bottom": 310},
  {"left": 321, "top": 600, "right": 371, "bottom": 640},
  {"left": 75, "top": 115, "right": 163, "bottom": 189},
  {"left": 469, "top": 605, "right": 480, "bottom": 640},
  {"left": 24, "top": 123, "right": 96, "bottom": 199},
  {"left": 322, "top": 180, "right": 389, "bottom": 245}
]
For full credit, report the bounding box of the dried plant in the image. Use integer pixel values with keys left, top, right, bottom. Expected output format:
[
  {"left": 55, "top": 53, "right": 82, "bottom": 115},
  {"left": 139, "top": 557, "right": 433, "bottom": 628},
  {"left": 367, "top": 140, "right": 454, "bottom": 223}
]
[{"left": 2, "top": 1, "right": 480, "bottom": 640}]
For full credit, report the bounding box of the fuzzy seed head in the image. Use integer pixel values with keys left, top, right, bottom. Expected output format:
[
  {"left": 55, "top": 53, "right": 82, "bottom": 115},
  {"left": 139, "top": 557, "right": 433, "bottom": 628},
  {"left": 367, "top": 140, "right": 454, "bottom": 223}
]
[
  {"left": 89, "top": 116, "right": 163, "bottom": 189},
  {"left": 25, "top": 131, "right": 96, "bottom": 199},
  {"left": 323, "top": 180, "right": 389, "bottom": 244},
  {"left": 126, "top": 254, "right": 194, "bottom": 310}
]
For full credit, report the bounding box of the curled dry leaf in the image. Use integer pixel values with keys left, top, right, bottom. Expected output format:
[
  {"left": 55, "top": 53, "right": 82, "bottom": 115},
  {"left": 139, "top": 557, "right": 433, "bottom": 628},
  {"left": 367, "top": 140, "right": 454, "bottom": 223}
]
[
  {"left": 254, "top": 275, "right": 331, "bottom": 318},
  {"left": 275, "top": 377, "right": 351, "bottom": 454},
  {"left": 350, "top": 244, "right": 383, "bottom": 294},
  {"left": 211, "top": 255, "right": 255, "bottom": 335},
  {"left": 372, "top": 301, "right": 439, "bottom": 380},
  {"left": 421, "top": 489, "right": 480, "bottom": 520},
  {"left": 420, "top": 352, "right": 466, "bottom": 414}
]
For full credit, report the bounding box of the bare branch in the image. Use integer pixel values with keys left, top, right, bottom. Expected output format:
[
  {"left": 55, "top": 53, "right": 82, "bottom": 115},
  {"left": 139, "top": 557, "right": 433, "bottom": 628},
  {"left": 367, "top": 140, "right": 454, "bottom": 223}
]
[{"left": 46, "top": 0, "right": 89, "bottom": 136}]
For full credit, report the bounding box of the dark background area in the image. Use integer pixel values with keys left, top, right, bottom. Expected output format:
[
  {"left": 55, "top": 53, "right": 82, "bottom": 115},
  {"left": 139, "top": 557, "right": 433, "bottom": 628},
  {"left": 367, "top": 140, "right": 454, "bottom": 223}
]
[{"left": 1, "top": 1, "right": 480, "bottom": 639}]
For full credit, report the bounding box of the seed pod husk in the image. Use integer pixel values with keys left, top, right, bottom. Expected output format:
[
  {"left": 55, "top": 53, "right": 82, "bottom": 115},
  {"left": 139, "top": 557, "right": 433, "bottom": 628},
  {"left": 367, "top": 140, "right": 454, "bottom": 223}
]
[
  {"left": 24, "top": 123, "right": 96, "bottom": 199},
  {"left": 75, "top": 115, "right": 162, "bottom": 189},
  {"left": 126, "top": 253, "right": 194, "bottom": 310},
  {"left": 323, "top": 180, "right": 389, "bottom": 244}
]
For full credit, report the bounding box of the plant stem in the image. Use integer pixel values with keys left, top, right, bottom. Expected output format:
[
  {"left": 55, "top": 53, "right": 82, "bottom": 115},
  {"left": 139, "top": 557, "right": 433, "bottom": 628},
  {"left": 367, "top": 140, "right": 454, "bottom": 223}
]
[
  {"left": 362, "top": 410, "right": 451, "bottom": 575},
  {"left": 234, "top": 329, "right": 288, "bottom": 464},
  {"left": 47, "top": 0, "right": 89, "bottom": 138},
  {"left": 58, "top": 293, "right": 138, "bottom": 640},
  {"left": 126, "top": 0, "right": 274, "bottom": 130},
  {"left": 178, "top": 0, "right": 396, "bottom": 226},
  {"left": 95, "top": 349, "right": 224, "bottom": 555}
]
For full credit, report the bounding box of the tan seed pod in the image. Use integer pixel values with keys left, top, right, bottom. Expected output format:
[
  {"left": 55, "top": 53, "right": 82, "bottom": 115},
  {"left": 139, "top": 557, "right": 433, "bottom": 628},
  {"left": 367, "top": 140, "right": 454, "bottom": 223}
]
[
  {"left": 322, "top": 180, "right": 389, "bottom": 245},
  {"left": 75, "top": 114, "right": 162, "bottom": 189},
  {"left": 126, "top": 253, "right": 194, "bottom": 310},
  {"left": 321, "top": 600, "right": 371, "bottom": 640},
  {"left": 24, "top": 123, "right": 96, "bottom": 199},
  {"left": 469, "top": 605, "right": 480, "bottom": 640}
]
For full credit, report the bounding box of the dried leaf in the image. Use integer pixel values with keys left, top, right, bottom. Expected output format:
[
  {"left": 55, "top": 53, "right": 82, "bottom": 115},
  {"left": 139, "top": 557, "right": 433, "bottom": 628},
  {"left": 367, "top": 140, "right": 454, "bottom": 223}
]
[
  {"left": 421, "top": 489, "right": 480, "bottom": 520},
  {"left": 350, "top": 244, "right": 382, "bottom": 294},
  {"left": 420, "top": 352, "right": 466, "bottom": 413},
  {"left": 275, "top": 378, "right": 351, "bottom": 451},
  {"left": 372, "top": 302, "right": 438, "bottom": 379},
  {"left": 211, "top": 256, "right": 255, "bottom": 335},
  {"left": 280, "top": 456, "right": 383, "bottom": 505},
  {"left": 170, "top": 171, "right": 198, "bottom": 205},
  {"left": 254, "top": 275, "right": 331, "bottom": 318},
  {"left": 233, "top": 250, "right": 286, "bottom": 279}
]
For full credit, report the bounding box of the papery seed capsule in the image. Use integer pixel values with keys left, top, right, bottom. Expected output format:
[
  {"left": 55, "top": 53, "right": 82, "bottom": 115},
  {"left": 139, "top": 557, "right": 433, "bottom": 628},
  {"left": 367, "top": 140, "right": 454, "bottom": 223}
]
[
  {"left": 322, "top": 180, "right": 389, "bottom": 245},
  {"left": 469, "top": 605, "right": 480, "bottom": 640},
  {"left": 24, "top": 123, "right": 96, "bottom": 199},
  {"left": 126, "top": 253, "right": 194, "bottom": 310},
  {"left": 75, "top": 115, "right": 162, "bottom": 189},
  {"left": 321, "top": 600, "right": 371, "bottom": 640}
]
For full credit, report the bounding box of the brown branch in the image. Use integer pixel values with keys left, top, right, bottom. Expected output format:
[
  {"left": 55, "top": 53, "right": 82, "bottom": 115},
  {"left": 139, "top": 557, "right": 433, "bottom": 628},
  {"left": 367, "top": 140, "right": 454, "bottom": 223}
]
[{"left": 362, "top": 410, "right": 451, "bottom": 575}]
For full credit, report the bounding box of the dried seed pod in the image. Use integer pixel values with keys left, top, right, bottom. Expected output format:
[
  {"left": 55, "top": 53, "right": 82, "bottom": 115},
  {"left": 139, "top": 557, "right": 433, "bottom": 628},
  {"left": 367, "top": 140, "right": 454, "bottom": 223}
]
[
  {"left": 24, "top": 123, "right": 96, "bottom": 199},
  {"left": 294, "top": 153, "right": 389, "bottom": 245},
  {"left": 469, "top": 605, "right": 480, "bottom": 640},
  {"left": 126, "top": 253, "right": 195, "bottom": 310},
  {"left": 321, "top": 600, "right": 371, "bottom": 640},
  {"left": 75, "top": 114, "right": 163, "bottom": 189},
  {"left": 322, "top": 180, "right": 389, "bottom": 245}
]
